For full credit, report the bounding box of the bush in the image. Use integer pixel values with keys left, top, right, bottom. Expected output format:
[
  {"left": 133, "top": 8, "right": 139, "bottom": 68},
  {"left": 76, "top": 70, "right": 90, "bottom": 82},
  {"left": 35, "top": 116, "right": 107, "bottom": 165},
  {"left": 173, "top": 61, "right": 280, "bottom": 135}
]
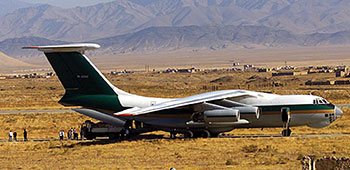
[
  {"left": 225, "top": 159, "right": 238, "bottom": 166},
  {"left": 242, "top": 144, "right": 258, "bottom": 153},
  {"left": 226, "top": 159, "right": 234, "bottom": 165}
]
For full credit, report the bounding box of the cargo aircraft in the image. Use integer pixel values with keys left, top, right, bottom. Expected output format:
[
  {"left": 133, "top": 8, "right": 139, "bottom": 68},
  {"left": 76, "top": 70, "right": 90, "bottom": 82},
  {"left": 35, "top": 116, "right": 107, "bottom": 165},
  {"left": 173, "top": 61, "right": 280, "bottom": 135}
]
[{"left": 24, "top": 44, "right": 343, "bottom": 138}]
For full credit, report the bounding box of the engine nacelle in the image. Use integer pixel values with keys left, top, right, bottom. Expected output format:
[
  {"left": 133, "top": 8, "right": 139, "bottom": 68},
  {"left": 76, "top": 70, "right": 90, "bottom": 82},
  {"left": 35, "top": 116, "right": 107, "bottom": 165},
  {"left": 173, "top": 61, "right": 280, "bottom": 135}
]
[
  {"left": 235, "top": 106, "right": 260, "bottom": 119},
  {"left": 203, "top": 109, "right": 240, "bottom": 123}
]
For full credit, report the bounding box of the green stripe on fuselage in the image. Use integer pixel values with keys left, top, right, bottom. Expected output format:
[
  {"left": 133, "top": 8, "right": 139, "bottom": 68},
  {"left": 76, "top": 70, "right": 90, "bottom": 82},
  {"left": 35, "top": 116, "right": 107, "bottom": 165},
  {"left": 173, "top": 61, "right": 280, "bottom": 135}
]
[{"left": 259, "top": 104, "right": 334, "bottom": 114}]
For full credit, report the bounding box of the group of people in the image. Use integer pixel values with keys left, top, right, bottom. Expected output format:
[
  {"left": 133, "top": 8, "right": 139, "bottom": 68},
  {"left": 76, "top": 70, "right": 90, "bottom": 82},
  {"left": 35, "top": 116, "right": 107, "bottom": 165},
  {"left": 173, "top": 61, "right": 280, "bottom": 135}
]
[
  {"left": 9, "top": 129, "right": 28, "bottom": 142},
  {"left": 59, "top": 127, "right": 84, "bottom": 140}
]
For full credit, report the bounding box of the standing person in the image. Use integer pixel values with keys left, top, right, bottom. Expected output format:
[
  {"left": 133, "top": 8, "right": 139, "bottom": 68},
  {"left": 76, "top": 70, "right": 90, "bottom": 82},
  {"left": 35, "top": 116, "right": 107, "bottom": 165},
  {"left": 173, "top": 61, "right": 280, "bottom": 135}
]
[
  {"left": 59, "top": 130, "right": 64, "bottom": 140},
  {"left": 23, "top": 129, "right": 28, "bottom": 141},
  {"left": 80, "top": 126, "right": 84, "bottom": 140},
  {"left": 9, "top": 130, "right": 13, "bottom": 142},
  {"left": 73, "top": 128, "right": 78, "bottom": 140},
  {"left": 13, "top": 131, "right": 17, "bottom": 141},
  {"left": 67, "top": 128, "right": 72, "bottom": 140},
  {"left": 70, "top": 128, "right": 73, "bottom": 140}
]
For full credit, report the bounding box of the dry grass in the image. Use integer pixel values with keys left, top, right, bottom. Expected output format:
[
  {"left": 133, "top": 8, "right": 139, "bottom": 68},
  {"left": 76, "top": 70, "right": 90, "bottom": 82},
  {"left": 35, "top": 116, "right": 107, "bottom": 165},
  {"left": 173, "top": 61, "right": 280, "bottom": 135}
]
[
  {"left": 0, "top": 134, "right": 350, "bottom": 169},
  {"left": 1, "top": 71, "right": 350, "bottom": 169}
]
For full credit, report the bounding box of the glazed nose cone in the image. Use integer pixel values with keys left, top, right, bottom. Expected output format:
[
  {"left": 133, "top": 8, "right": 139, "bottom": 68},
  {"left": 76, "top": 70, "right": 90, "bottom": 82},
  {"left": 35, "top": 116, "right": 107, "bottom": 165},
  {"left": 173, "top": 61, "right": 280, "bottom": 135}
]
[{"left": 335, "top": 106, "right": 344, "bottom": 118}]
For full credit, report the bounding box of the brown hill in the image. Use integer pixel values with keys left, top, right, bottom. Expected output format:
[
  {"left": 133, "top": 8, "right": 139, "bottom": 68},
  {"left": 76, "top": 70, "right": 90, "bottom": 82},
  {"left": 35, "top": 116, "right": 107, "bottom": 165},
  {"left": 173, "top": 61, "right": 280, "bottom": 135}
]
[{"left": 0, "top": 51, "right": 34, "bottom": 73}]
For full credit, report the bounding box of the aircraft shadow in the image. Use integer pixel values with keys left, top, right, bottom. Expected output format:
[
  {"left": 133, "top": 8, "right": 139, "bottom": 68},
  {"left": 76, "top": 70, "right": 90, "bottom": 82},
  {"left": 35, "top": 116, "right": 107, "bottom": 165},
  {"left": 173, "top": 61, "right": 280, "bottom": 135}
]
[{"left": 57, "top": 134, "right": 167, "bottom": 148}]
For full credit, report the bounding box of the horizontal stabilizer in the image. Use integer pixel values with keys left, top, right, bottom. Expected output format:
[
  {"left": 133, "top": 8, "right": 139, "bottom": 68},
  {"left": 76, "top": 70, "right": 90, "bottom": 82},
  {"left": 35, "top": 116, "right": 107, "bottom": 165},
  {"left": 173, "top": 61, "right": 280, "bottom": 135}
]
[{"left": 22, "top": 43, "right": 100, "bottom": 53}]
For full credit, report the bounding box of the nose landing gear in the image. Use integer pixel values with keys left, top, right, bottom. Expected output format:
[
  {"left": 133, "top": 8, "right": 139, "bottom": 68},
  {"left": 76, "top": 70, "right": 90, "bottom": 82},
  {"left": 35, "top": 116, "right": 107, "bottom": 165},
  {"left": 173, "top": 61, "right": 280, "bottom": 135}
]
[
  {"left": 281, "top": 107, "right": 292, "bottom": 137},
  {"left": 282, "top": 128, "right": 291, "bottom": 137}
]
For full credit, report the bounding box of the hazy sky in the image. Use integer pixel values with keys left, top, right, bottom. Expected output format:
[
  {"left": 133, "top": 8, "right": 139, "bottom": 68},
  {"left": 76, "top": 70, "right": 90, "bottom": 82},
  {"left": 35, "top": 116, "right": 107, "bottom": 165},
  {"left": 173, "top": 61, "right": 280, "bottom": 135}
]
[{"left": 21, "top": 0, "right": 116, "bottom": 8}]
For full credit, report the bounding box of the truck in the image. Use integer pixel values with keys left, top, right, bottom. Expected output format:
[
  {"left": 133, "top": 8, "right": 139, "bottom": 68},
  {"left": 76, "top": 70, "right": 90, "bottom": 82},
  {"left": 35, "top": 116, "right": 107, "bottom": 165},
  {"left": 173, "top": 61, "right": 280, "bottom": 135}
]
[{"left": 81, "top": 120, "right": 130, "bottom": 140}]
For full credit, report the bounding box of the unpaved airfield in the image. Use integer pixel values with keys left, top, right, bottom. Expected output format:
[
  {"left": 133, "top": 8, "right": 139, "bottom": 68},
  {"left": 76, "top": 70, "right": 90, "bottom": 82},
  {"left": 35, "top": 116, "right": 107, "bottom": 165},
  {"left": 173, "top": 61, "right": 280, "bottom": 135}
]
[{"left": 1, "top": 68, "right": 350, "bottom": 169}]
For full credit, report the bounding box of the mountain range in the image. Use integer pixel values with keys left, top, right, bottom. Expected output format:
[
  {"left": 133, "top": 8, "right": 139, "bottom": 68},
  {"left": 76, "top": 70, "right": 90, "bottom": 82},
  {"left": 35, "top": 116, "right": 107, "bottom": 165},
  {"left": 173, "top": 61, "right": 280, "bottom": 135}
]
[
  {"left": 1, "top": 0, "right": 350, "bottom": 41},
  {"left": 0, "top": 0, "right": 35, "bottom": 17},
  {"left": 1, "top": 25, "right": 350, "bottom": 58}
]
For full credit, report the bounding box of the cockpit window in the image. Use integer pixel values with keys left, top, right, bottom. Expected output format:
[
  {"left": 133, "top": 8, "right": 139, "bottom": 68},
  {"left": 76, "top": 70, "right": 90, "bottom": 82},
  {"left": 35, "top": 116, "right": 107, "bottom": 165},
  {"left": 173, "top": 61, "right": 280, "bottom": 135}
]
[
  {"left": 322, "top": 99, "right": 329, "bottom": 104},
  {"left": 318, "top": 99, "right": 324, "bottom": 104},
  {"left": 314, "top": 98, "right": 329, "bottom": 105}
]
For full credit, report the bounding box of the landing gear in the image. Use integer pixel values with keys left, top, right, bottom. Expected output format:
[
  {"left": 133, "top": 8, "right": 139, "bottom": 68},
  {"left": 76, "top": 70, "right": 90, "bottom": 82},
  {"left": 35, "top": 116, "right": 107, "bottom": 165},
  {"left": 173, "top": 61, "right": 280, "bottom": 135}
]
[
  {"left": 108, "top": 133, "right": 118, "bottom": 140},
  {"left": 210, "top": 133, "right": 220, "bottom": 138},
  {"left": 281, "top": 128, "right": 292, "bottom": 137},
  {"left": 170, "top": 132, "right": 177, "bottom": 139},
  {"left": 85, "top": 133, "right": 95, "bottom": 140},
  {"left": 184, "top": 131, "right": 194, "bottom": 138},
  {"left": 281, "top": 107, "right": 292, "bottom": 137},
  {"left": 182, "top": 130, "right": 214, "bottom": 138},
  {"left": 200, "top": 130, "right": 211, "bottom": 138}
]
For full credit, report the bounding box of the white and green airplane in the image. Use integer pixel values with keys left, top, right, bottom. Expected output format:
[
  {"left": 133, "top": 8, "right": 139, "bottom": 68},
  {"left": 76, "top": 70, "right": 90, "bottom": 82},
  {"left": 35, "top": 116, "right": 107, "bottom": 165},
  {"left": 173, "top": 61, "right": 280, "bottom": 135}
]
[{"left": 24, "top": 43, "right": 343, "bottom": 138}]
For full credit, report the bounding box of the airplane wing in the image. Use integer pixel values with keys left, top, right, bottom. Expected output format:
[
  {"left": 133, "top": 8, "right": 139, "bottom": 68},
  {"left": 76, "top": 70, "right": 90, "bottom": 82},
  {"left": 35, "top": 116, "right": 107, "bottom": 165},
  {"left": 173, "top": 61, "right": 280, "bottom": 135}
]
[{"left": 115, "top": 90, "right": 257, "bottom": 116}]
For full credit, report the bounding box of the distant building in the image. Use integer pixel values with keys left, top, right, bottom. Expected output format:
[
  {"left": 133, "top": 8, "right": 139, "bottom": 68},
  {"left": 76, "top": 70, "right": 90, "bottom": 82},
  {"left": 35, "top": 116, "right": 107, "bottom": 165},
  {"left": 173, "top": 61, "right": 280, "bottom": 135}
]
[
  {"left": 162, "top": 68, "right": 199, "bottom": 74},
  {"left": 335, "top": 66, "right": 350, "bottom": 77},
  {"left": 111, "top": 70, "right": 134, "bottom": 75},
  {"left": 243, "top": 65, "right": 254, "bottom": 71},
  {"left": 258, "top": 68, "right": 272, "bottom": 72},
  {"left": 336, "top": 71, "right": 347, "bottom": 77},
  {"left": 335, "top": 80, "right": 350, "bottom": 85},
  {"left": 272, "top": 72, "right": 294, "bottom": 76},
  {"left": 272, "top": 71, "right": 307, "bottom": 77},
  {"left": 305, "top": 80, "right": 335, "bottom": 86},
  {"left": 280, "top": 66, "right": 295, "bottom": 70},
  {"left": 293, "top": 71, "right": 308, "bottom": 76}
]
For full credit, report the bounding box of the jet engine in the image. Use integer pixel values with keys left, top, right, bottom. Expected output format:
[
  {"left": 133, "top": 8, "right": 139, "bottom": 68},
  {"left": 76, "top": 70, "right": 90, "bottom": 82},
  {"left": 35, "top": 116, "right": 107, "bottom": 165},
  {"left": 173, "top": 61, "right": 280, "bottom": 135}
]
[
  {"left": 203, "top": 109, "right": 240, "bottom": 123},
  {"left": 234, "top": 106, "right": 260, "bottom": 119}
]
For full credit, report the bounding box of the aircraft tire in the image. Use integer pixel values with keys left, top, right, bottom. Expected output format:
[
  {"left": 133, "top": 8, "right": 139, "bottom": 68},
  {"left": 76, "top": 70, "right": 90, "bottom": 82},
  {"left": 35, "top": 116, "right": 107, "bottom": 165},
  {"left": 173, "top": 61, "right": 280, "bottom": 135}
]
[
  {"left": 170, "top": 132, "right": 177, "bottom": 139},
  {"left": 201, "top": 130, "right": 211, "bottom": 138},
  {"left": 85, "top": 133, "right": 95, "bottom": 140},
  {"left": 210, "top": 133, "right": 220, "bottom": 138},
  {"left": 108, "top": 133, "right": 118, "bottom": 140},
  {"left": 184, "top": 131, "right": 194, "bottom": 138}
]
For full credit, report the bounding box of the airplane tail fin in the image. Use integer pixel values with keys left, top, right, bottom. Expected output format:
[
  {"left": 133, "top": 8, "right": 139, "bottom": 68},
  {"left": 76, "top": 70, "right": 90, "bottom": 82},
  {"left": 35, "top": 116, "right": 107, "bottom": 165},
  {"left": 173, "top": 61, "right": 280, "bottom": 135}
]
[{"left": 23, "top": 44, "right": 127, "bottom": 112}]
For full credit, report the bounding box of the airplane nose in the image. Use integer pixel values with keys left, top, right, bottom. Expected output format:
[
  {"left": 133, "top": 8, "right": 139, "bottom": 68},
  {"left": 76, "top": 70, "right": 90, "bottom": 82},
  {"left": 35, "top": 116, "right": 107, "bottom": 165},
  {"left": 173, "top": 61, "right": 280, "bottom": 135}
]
[{"left": 335, "top": 106, "right": 344, "bottom": 118}]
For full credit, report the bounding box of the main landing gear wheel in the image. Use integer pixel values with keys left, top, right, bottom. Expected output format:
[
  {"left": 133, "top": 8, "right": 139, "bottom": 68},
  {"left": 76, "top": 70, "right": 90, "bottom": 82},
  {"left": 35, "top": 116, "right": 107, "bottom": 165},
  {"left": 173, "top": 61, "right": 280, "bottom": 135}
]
[
  {"left": 85, "top": 133, "right": 95, "bottom": 140},
  {"left": 281, "top": 128, "right": 292, "bottom": 137},
  {"left": 184, "top": 131, "right": 194, "bottom": 138},
  {"left": 200, "top": 130, "right": 211, "bottom": 138},
  {"left": 210, "top": 133, "right": 220, "bottom": 138},
  {"left": 170, "top": 132, "right": 177, "bottom": 139}
]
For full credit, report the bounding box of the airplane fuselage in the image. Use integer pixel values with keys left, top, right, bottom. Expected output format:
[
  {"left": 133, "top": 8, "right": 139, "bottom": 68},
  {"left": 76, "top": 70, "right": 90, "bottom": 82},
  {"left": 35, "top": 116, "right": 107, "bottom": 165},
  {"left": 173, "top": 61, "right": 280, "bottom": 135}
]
[{"left": 115, "top": 90, "right": 341, "bottom": 133}]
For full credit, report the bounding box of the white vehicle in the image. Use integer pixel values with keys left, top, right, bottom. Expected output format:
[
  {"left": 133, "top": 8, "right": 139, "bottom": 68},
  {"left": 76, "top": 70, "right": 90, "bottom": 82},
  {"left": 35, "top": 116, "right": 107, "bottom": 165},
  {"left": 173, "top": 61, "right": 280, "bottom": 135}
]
[{"left": 24, "top": 44, "right": 343, "bottom": 138}]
